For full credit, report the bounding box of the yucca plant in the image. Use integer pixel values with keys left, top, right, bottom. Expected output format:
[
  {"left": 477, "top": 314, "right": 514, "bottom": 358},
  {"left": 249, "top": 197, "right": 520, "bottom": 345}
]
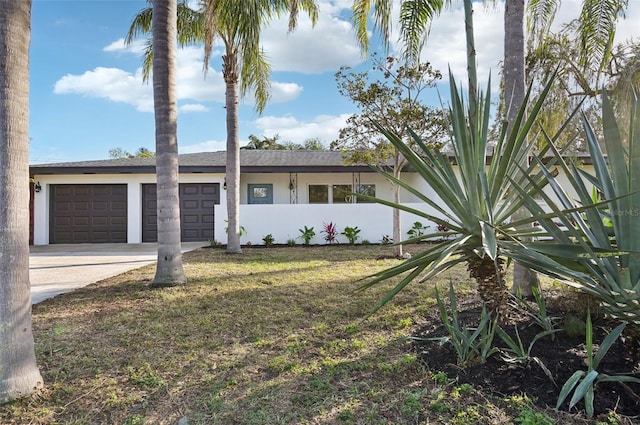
[
  {"left": 515, "top": 89, "right": 640, "bottom": 326},
  {"left": 422, "top": 282, "right": 499, "bottom": 367},
  {"left": 556, "top": 312, "right": 640, "bottom": 417},
  {"left": 358, "top": 1, "right": 567, "bottom": 314}
]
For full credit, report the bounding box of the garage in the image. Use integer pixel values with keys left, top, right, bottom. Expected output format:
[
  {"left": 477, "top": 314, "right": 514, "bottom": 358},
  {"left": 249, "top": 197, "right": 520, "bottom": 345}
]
[
  {"left": 142, "top": 183, "right": 220, "bottom": 242},
  {"left": 50, "top": 184, "right": 127, "bottom": 244}
]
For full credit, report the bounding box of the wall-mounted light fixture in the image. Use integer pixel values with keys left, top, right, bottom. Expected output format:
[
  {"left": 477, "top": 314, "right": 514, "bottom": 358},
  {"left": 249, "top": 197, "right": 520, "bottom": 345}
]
[
  {"left": 34, "top": 181, "right": 42, "bottom": 193},
  {"left": 223, "top": 178, "right": 227, "bottom": 190}
]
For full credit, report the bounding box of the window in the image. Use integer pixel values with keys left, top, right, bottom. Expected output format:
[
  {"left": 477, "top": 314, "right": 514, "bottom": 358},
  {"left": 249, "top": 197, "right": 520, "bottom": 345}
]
[
  {"left": 332, "top": 185, "right": 352, "bottom": 203},
  {"left": 248, "top": 184, "right": 273, "bottom": 204},
  {"left": 355, "top": 184, "right": 376, "bottom": 203},
  {"left": 308, "top": 184, "right": 376, "bottom": 204},
  {"left": 309, "top": 185, "right": 328, "bottom": 203}
]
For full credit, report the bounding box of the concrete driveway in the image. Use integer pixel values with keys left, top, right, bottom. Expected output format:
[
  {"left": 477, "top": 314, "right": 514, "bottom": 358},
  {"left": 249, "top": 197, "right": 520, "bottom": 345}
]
[{"left": 29, "top": 242, "right": 208, "bottom": 304}]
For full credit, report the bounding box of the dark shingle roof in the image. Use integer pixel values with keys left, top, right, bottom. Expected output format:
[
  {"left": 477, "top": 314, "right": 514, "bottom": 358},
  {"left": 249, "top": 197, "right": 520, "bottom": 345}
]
[
  {"left": 29, "top": 149, "right": 594, "bottom": 175},
  {"left": 30, "top": 150, "right": 373, "bottom": 175}
]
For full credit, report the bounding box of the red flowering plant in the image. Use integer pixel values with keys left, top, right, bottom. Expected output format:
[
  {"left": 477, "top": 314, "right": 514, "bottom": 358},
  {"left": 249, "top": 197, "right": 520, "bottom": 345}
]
[{"left": 322, "top": 222, "right": 339, "bottom": 244}]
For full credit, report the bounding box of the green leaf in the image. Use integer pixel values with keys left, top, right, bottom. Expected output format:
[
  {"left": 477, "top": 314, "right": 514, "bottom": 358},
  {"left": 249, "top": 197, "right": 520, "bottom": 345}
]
[
  {"left": 556, "top": 370, "right": 586, "bottom": 408},
  {"left": 598, "top": 374, "right": 640, "bottom": 384},
  {"left": 585, "top": 384, "right": 595, "bottom": 418},
  {"left": 480, "top": 221, "right": 497, "bottom": 260},
  {"left": 568, "top": 370, "right": 599, "bottom": 409},
  {"left": 592, "top": 322, "right": 626, "bottom": 368}
]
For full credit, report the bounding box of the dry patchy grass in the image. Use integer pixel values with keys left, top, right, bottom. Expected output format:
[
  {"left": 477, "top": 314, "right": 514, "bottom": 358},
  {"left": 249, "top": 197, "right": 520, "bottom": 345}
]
[{"left": 1, "top": 246, "right": 607, "bottom": 424}]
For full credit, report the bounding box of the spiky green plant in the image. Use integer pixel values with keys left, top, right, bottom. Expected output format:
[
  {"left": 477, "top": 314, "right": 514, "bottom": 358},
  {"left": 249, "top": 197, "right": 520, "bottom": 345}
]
[
  {"left": 515, "top": 89, "right": 640, "bottom": 326},
  {"left": 358, "top": 1, "right": 566, "bottom": 314},
  {"left": 556, "top": 312, "right": 640, "bottom": 417}
]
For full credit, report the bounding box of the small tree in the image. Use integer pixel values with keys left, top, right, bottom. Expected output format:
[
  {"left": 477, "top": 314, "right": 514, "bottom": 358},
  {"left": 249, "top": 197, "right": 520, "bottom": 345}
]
[
  {"left": 332, "top": 54, "right": 448, "bottom": 257},
  {"left": 109, "top": 147, "right": 155, "bottom": 158},
  {"left": 241, "top": 134, "right": 280, "bottom": 150},
  {"left": 242, "top": 135, "right": 325, "bottom": 151},
  {"left": 302, "top": 137, "right": 325, "bottom": 150}
]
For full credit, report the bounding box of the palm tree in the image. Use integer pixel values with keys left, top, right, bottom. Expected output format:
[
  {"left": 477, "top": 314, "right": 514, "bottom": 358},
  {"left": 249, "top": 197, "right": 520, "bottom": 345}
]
[
  {"left": 127, "top": 0, "right": 318, "bottom": 254},
  {"left": 504, "top": 0, "right": 541, "bottom": 297},
  {"left": 201, "top": 0, "right": 318, "bottom": 253},
  {"left": 151, "top": 0, "right": 187, "bottom": 286},
  {"left": 0, "top": 0, "right": 44, "bottom": 404}
]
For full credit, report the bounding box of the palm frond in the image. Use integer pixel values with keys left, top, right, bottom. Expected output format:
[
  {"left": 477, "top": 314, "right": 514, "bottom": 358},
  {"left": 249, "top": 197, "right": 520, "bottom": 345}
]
[
  {"left": 526, "top": 0, "right": 559, "bottom": 48},
  {"left": 578, "top": 0, "right": 628, "bottom": 72},
  {"left": 398, "top": 0, "right": 450, "bottom": 62},
  {"left": 125, "top": 5, "right": 153, "bottom": 45}
]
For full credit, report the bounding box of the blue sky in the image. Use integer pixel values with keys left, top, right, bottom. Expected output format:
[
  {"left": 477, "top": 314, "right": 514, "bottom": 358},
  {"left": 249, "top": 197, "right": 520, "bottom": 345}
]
[{"left": 29, "top": 0, "right": 639, "bottom": 164}]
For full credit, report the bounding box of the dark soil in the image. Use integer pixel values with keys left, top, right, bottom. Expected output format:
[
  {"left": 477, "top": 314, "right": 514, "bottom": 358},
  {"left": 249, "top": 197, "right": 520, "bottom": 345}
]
[{"left": 411, "top": 291, "right": 640, "bottom": 423}]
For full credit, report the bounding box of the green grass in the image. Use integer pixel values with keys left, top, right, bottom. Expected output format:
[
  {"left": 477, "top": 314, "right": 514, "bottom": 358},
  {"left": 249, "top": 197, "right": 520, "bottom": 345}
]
[{"left": 0, "top": 245, "right": 600, "bottom": 424}]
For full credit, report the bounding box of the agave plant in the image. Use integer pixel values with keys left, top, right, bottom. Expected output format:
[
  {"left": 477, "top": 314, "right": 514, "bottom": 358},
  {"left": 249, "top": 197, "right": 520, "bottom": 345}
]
[
  {"left": 358, "top": 2, "right": 569, "bottom": 314},
  {"left": 514, "top": 89, "right": 640, "bottom": 326}
]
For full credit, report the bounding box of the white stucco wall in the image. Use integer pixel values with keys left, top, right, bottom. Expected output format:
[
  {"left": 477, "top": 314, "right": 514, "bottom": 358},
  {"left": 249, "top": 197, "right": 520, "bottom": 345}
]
[
  {"left": 228, "top": 203, "right": 447, "bottom": 246},
  {"left": 31, "top": 163, "right": 595, "bottom": 246}
]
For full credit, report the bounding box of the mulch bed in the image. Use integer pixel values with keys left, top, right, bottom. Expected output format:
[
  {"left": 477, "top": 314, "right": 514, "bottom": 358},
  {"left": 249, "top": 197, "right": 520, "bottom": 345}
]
[{"left": 411, "top": 291, "right": 640, "bottom": 422}]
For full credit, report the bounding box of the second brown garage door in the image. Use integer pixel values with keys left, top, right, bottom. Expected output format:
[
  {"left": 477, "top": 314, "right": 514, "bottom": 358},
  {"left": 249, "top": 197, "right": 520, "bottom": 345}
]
[{"left": 142, "top": 183, "right": 220, "bottom": 242}]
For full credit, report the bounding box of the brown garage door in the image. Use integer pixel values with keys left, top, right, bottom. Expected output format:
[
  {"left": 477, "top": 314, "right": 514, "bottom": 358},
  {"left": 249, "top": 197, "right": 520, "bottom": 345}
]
[
  {"left": 50, "top": 184, "right": 127, "bottom": 244},
  {"left": 142, "top": 183, "right": 219, "bottom": 242}
]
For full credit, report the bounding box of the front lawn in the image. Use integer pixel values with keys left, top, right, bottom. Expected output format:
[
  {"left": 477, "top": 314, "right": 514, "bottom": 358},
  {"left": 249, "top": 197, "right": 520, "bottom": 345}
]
[{"left": 1, "top": 246, "right": 632, "bottom": 424}]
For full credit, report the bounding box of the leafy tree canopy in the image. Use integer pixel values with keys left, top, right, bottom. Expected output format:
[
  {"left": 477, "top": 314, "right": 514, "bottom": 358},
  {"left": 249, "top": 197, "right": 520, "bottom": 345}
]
[
  {"left": 109, "top": 147, "right": 155, "bottom": 159},
  {"left": 241, "top": 134, "right": 326, "bottom": 150},
  {"left": 331, "top": 54, "right": 449, "bottom": 168},
  {"left": 516, "top": 26, "right": 640, "bottom": 151}
]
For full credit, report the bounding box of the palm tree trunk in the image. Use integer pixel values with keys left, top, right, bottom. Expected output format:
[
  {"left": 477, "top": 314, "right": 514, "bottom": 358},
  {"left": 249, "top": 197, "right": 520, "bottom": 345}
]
[
  {"left": 151, "top": 0, "right": 186, "bottom": 286},
  {"left": 0, "top": 0, "right": 44, "bottom": 404},
  {"left": 504, "top": 0, "right": 539, "bottom": 297},
  {"left": 224, "top": 54, "right": 242, "bottom": 254}
]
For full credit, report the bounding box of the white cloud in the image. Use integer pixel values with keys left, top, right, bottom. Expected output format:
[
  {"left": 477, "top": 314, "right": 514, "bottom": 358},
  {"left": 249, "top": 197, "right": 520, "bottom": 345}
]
[
  {"left": 180, "top": 139, "right": 226, "bottom": 154},
  {"left": 254, "top": 113, "right": 351, "bottom": 143},
  {"left": 176, "top": 47, "right": 226, "bottom": 102},
  {"left": 262, "top": 3, "right": 364, "bottom": 74},
  {"left": 417, "top": 0, "right": 640, "bottom": 94},
  {"left": 54, "top": 66, "right": 154, "bottom": 112},
  {"left": 179, "top": 103, "right": 209, "bottom": 113},
  {"left": 103, "top": 37, "right": 146, "bottom": 54},
  {"left": 51, "top": 1, "right": 361, "bottom": 115},
  {"left": 615, "top": 1, "right": 640, "bottom": 43},
  {"left": 270, "top": 81, "right": 304, "bottom": 102},
  {"left": 54, "top": 45, "right": 226, "bottom": 110},
  {"left": 417, "top": 2, "right": 505, "bottom": 92},
  {"left": 54, "top": 33, "right": 315, "bottom": 110}
]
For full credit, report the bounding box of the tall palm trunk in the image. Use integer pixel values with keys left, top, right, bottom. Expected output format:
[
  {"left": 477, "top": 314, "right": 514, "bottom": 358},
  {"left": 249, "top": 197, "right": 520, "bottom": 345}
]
[
  {"left": 223, "top": 52, "right": 242, "bottom": 254},
  {"left": 152, "top": 0, "right": 186, "bottom": 286},
  {"left": 505, "top": 0, "right": 539, "bottom": 297},
  {"left": 0, "top": 0, "right": 44, "bottom": 404}
]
